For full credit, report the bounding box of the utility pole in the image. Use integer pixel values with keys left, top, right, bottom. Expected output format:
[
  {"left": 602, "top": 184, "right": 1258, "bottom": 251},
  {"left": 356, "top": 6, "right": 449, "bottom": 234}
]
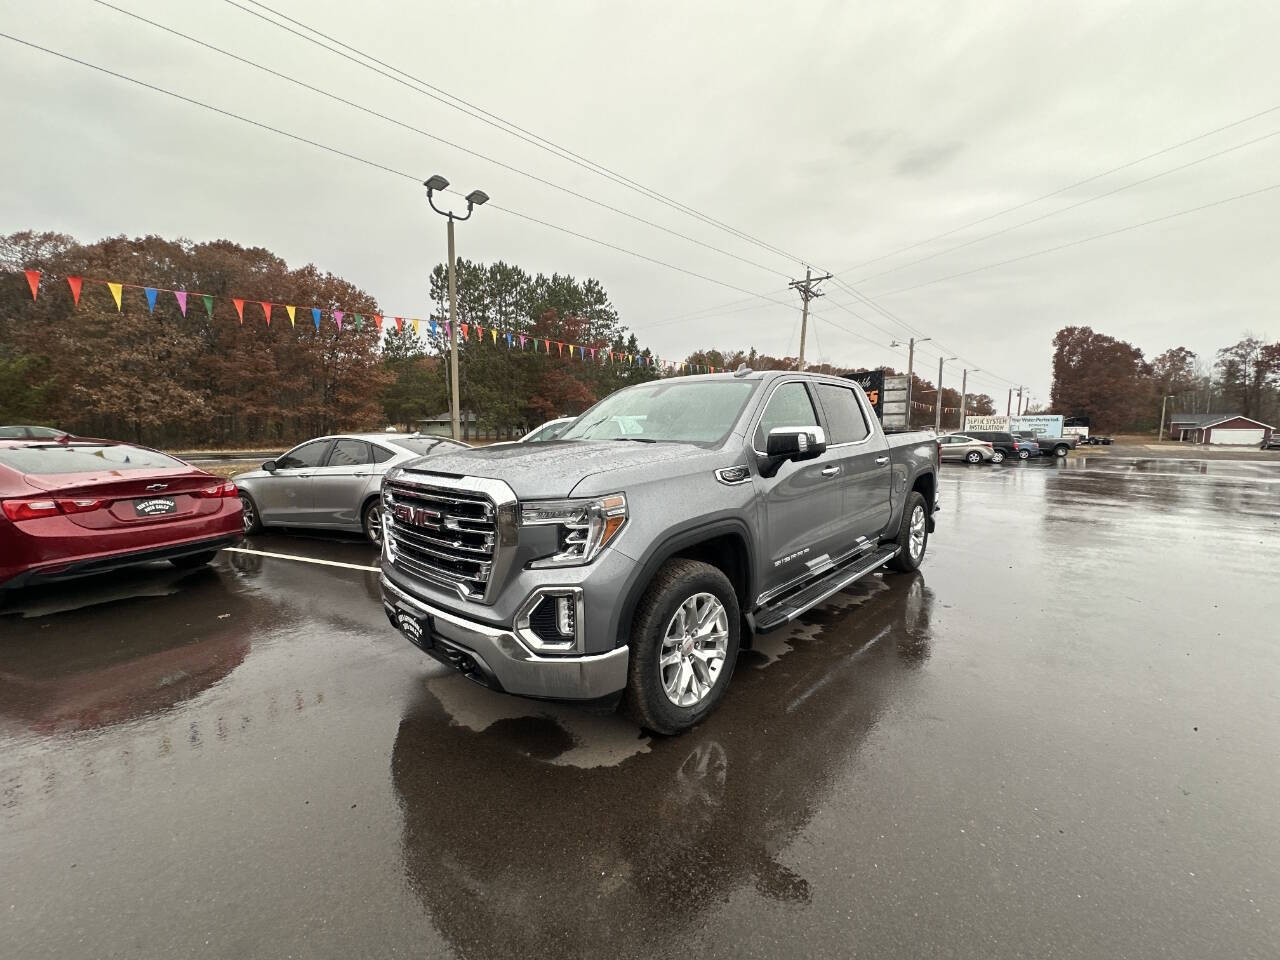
[
  {"left": 958, "top": 368, "right": 979, "bottom": 430},
  {"left": 790, "top": 266, "right": 832, "bottom": 369},
  {"left": 425, "top": 174, "right": 489, "bottom": 441},
  {"left": 1006, "top": 388, "right": 1012, "bottom": 417},
  {"left": 1158, "top": 394, "right": 1174, "bottom": 442},
  {"left": 1016, "top": 385, "right": 1025, "bottom": 416},
  {"left": 935, "top": 355, "right": 957, "bottom": 433},
  {"left": 891, "top": 336, "right": 932, "bottom": 427}
]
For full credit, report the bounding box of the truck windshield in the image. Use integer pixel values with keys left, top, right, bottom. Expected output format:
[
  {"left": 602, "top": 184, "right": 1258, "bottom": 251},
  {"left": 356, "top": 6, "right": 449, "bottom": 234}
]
[{"left": 560, "top": 380, "right": 757, "bottom": 446}]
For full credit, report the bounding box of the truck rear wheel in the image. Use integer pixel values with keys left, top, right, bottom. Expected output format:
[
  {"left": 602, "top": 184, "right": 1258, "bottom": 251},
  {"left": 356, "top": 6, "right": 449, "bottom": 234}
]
[
  {"left": 885, "top": 491, "right": 929, "bottom": 573},
  {"left": 624, "top": 558, "right": 741, "bottom": 735}
]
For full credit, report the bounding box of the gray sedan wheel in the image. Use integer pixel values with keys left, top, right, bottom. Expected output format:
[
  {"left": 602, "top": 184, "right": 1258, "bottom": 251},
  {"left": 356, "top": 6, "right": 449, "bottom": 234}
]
[
  {"left": 362, "top": 499, "right": 384, "bottom": 544},
  {"left": 966, "top": 450, "right": 982, "bottom": 463},
  {"left": 239, "top": 493, "right": 262, "bottom": 534}
]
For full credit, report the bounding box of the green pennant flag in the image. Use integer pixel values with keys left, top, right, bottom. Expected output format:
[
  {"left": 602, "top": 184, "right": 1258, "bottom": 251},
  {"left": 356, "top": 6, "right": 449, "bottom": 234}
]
[
  {"left": 202, "top": 294, "right": 214, "bottom": 319},
  {"left": 354, "top": 314, "right": 365, "bottom": 331}
]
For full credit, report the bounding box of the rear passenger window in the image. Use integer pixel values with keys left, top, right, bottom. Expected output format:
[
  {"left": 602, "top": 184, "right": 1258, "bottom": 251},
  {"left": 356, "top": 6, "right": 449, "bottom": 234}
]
[
  {"left": 370, "top": 445, "right": 395, "bottom": 464},
  {"left": 816, "top": 385, "right": 870, "bottom": 444},
  {"left": 754, "top": 382, "right": 819, "bottom": 449},
  {"left": 327, "top": 439, "right": 371, "bottom": 466}
]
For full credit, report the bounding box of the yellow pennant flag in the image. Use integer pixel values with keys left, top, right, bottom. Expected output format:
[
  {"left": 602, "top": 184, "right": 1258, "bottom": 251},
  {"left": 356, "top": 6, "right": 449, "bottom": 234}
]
[
  {"left": 286, "top": 305, "right": 296, "bottom": 327},
  {"left": 107, "top": 282, "right": 123, "bottom": 311},
  {"left": 490, "top": 328, "right": 498, "bottom": 343},
  {"left": 412, "top": 318, "right": 420, "bottom": 335}
]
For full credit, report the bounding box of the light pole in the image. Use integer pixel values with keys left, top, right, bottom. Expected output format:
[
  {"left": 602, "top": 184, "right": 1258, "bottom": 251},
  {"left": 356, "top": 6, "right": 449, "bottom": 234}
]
[
  {"left": 1158, "top": 394, "right": 1175, "bottom": 442},
  {"left": 958, "top": 368, "right": 979, "bottom": 430},
  {"left": 935, "top": 355, "right": 957, "bottom": 433},
  {"left": 891, "top": 338, "right": 931, "bottom": 427},
  {"left": 425, "top": 174, "right": 489, "bottom": 442}
]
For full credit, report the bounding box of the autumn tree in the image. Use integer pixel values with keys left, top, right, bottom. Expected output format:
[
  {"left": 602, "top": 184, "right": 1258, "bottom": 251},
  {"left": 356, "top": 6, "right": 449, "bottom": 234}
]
[{"left": 1049, "top": 326, "right": 1153, "bottom": 432}]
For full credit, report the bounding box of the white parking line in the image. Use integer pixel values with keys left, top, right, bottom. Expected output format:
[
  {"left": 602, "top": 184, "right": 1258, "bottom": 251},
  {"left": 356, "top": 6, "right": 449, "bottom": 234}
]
[{"left": 222, "top": 546, "right": 381, "bottom": 572}]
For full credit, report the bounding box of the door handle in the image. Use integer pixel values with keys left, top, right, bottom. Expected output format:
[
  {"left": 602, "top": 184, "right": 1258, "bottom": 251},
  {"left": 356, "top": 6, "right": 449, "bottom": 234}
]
[
  {"left": 353, "top": 472, "right": 371, "bottom": 477},
  {"left": 295, "top": 473, "right": 312, "bottom": 478},
  {"left": 875, "top": 456, "right": 890, "bottom": 464},
  {"left": 820, "top": 465, "right": 841, "bottom": 477}
]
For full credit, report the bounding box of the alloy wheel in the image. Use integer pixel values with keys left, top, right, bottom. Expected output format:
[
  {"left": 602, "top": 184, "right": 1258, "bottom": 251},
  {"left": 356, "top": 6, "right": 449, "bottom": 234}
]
[
  {"left": 660, "top": 592, "right": 729, "bottom": 707},
  {"left": 366, "top": 506, "right": 384, "bottom": 543},
  {"left": 240, "top": 495, "right": 256, "bottom": 533},
  {"left": 909, "top": 504, "right": 927, "bottom": 560}
]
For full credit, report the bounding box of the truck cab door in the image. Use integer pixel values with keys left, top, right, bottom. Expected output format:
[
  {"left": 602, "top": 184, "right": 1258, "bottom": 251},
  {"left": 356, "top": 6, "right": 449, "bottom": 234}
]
[
  {"left": 813, "top": 382, "right": 893, "bottom": 543},
  {"left": 749, "top": 380, "right": 846, "bottom": 597}
]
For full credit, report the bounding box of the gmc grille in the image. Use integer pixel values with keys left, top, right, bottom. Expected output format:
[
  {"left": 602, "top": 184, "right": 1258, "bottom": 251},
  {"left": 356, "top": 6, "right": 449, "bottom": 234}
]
[{"left": 385, "top": 479, "right": 497, "bottom": 600}]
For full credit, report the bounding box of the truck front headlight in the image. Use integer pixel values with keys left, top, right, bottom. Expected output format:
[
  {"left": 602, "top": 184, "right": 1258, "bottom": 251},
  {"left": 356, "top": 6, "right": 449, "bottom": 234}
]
[{"left": 521, "top": 493, "right": 627, "bottom": 567}]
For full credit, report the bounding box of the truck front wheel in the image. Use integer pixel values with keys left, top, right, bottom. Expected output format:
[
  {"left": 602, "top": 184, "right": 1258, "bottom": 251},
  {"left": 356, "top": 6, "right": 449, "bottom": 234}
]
[{"left": 624, "top": 558, "right": 742, "bottom": 735}]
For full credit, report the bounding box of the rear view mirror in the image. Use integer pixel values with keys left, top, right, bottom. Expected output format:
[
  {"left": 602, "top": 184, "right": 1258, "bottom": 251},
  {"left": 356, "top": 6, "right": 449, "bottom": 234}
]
[
  {"left": 759, "top": 426, "right": 827, "bottom": 476},
  {"left": 262, "top": 460, "right": 277, "bottom": 472}
]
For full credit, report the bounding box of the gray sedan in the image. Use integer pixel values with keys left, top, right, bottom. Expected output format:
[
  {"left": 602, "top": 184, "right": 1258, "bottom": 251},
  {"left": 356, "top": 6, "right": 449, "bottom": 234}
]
[
  {"left": 234, "top": 433, "right": 469, "bottom": 542},
  {"left": 938, "top": 434, "right": 995, "bottom": 463}
]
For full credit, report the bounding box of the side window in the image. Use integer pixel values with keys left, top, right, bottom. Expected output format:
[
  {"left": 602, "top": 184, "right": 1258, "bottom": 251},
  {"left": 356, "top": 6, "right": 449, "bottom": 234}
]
[
  {"left": 754, "top": 382, "right": 819, "bottom": 449},
  {"left": 278, "top": 439, "right": 331, "bottom": 469},
  {"left": 816, "top": 384, "right": 870, "bottom": 444},
  {"left": 327, "top": 439, "right": 371, "bottom": 466},
  {"left": 370, "top": 444, "right": 395, "bottom": 464}
]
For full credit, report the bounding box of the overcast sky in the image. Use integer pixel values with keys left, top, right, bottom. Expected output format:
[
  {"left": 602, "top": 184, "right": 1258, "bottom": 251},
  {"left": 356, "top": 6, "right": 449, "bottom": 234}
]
[{"left": 3, "top": 0, "right": 1278, "bottom": 406}]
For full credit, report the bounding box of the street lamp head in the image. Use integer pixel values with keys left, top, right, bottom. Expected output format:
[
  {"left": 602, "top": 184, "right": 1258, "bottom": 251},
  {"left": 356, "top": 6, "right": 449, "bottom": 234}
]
[
  {"left": 465, "top": 189, "right": 490, "bottom": 207},
  {"left": 424, "top": 175, "right": 450, "bottom": 193}
]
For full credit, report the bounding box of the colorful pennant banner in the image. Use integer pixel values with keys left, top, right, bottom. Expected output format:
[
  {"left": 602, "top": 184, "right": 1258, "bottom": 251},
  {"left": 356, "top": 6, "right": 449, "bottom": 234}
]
[{"left": 14, "top": 269, "right": 730, "bottom": 374}]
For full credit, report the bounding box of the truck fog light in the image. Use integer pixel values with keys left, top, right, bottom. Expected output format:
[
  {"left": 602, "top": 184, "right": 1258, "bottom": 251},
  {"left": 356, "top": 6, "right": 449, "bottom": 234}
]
[{"left": 515, "top": 588, "right": 584, "bottom": 655}]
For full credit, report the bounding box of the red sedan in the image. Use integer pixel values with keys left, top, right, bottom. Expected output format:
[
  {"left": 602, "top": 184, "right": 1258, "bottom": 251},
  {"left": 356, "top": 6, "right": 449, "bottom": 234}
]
[{"left": 0, "top": 439, "right": 242, "bottom": 590}]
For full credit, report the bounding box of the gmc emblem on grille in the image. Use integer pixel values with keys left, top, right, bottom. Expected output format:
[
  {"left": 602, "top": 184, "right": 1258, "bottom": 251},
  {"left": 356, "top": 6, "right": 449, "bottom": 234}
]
[{"left": 393, "top": 503, "right": 442, "bottom": 526}]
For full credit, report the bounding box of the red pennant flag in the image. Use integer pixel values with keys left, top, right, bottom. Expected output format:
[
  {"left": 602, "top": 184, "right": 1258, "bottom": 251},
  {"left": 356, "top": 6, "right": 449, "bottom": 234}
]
[
  {"left": 66, "top": 276, "right": 83, "bottom": 306},
  {"left": 260, "top": 302, "right": 273, "bottom": 325},
  {"left": 543, "top": 339, "right": 550, "bottom": 352},
  {"left": 394, "top": 317, "right": 403, "bottom": 333},
  {"left": 23, "top": 270, "right": 40, "bottom": 300},
  {"left": 556, "top": 342, "right": 564, "bottom": 356},
  {"left": 232, "top": 298, "right": 245, "bottom": 324},
  {"left": 460, "top": 323, "right": 470, "bottom": 340},
  {"left": 373, "top": 314, "right": 383, "bottom": 331}
]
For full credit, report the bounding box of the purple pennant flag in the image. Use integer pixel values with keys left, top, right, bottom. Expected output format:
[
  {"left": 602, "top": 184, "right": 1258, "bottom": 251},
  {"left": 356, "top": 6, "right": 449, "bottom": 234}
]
[
  {"left": 311, "top": 307, "right": 321, "bottom": 330},
  {"left": 590, "top": 347, "right": 597, "bottom": 361},
  {"left": 144, "top": 287, "right": 158, "bottom": 313},
  {"left": 333, "top": 310, "right": 344, "bottom": 331},
  {"left": 174, "top": 290, "right": 188, "bottom": 316},
  {"left": 444, "top": 322, "right": 451, "bottom": 340},
  {"left": 519, "top": 334, "right": 527, "bottom": 349}
]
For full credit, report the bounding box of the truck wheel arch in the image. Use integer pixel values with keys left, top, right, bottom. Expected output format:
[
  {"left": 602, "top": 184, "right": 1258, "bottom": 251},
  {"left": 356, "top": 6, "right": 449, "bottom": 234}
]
[{"left": 615, "top": 519, "right": 756, "bottom": 652}]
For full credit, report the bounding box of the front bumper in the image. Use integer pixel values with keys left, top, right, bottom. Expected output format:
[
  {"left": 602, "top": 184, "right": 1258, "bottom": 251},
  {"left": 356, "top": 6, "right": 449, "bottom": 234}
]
[{"left": 381, "top": 576, "right": 630, "bottom": 701}]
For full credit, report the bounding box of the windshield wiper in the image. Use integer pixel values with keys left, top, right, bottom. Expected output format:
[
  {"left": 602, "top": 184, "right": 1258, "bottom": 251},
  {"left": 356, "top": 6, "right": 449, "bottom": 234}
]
[{"left": 611, "top": 437, "right": 657, "bottom": 443}]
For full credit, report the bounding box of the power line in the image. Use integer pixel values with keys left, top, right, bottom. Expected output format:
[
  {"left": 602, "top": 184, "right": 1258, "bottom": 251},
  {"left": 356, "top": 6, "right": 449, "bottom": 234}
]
[
  {"left": 87, "top": 0, "right": 791, "bottom": 280},
  {"left": 0, "top": 31, "right": 802, "bottom": 312},
  {"left": 849, "top": 126, "right": 1280, "bottom": 286},
  {"left": 218, "top": 0, "right": 816, "bottom": 270},
  {"left": 832, "top": 100, "right": 1280, "bottom": 278},
  {"left": 874, "top": 180, "right": 1280, "bottom": 298}
]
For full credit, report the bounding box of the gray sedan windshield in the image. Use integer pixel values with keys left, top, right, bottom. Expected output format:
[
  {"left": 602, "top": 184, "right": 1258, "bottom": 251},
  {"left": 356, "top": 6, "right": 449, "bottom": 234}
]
[{"left": 559, "top": 380, "right": 757, "bottom": 445}]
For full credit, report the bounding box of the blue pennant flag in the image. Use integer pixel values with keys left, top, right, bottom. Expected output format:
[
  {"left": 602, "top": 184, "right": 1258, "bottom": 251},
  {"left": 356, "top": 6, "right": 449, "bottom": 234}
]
[
  {"left": 429, "top": 319, "right": 438, "bottom": 337},
  {"left": 144, "top": 287, "right": 158, "bottom": 313},
  {"left": 311, "top": 307, "right": 321, "bottom": 330}
]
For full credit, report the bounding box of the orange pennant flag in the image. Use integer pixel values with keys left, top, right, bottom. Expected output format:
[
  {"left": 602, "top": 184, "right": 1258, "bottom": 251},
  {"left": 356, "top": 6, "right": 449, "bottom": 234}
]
[
  {"left": 373, "top": 314, "right": 383, "bottom": 332},
  {"left": 24, "top": 270, "right": 40, "bottom": 300},
  {"left": 107, "top": 282, "right": 123, "bottom": 311},
  {"left": 232, "top": 298, "right": 245, "bottom": 324},
  {"left": 286, "top": 305, "right": 296, "bottom": 327},
  {"left": 67, "top": 276, "right": 83, "bottom": 306},
  {"left": 260, "top": 302, "right": 273, "bottom": 326}
]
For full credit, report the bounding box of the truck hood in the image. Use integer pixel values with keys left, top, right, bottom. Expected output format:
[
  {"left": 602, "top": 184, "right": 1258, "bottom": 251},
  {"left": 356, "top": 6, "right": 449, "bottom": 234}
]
[{"left": 395, "top": 440, "right": 719, "bottom": 500}]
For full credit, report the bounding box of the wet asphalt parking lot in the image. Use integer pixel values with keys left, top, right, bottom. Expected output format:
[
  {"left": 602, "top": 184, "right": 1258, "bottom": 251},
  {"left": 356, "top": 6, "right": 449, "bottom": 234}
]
[{"left": 2, "top": 456, "right": 1278, "bottom": 959}]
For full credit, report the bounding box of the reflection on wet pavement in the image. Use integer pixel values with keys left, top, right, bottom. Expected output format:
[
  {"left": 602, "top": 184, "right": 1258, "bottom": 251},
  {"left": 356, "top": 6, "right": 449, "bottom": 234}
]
[{"left": 2, "top": 460, "right": 1278, "bottom": 959}]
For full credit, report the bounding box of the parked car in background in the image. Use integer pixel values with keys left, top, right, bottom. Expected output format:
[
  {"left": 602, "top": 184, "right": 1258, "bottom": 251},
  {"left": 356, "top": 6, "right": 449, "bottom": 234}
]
[
  {"left": 519, "top": 417, "right": 576, "bottom": 443},
  {"left": 1012, "top": 436, "right": 1040, "bottom": 460},
  {"left": 1260, "top": 435, "right": 1280, "bottom": 450},
  {"left": 234, "top": 433, "right": 469, "bottom": 543},
  {"left": 0, "top": 439, "right": 242, "bottom": 589},
  {"left": 962, "top": 430, "right": 1019, "bottom": 463},
  {"left": 0, "top": 425, "right": 71, "bottom": 440},
  {"left": 938, "top": 434, "right": 994, "bottom": 463}
]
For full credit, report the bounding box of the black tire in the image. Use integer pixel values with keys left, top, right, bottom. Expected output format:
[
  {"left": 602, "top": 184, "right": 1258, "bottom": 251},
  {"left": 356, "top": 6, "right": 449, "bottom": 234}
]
[
  {"left": 239, "top": 492, "right": 263, "bottom": 534},
  {"left": 169, "top": 550, "right": 218, "bottom": 569},
  {"left": 965, "top": 450, "right": 982, "bottom": 463},
  {"left": 1053, "top": 444, "right": 1069, "bottom": 458},
  {"left": 624, "top": 558, "right": 742, "bottom": 736},
  {"left": 886, "top": 491, "right": 929, "bottom": 573},
  {"left": 1018, "top": 448, "right": 1031, "bottom": 460},
  {"left": 362, "top": 498, "right": 384, "bottom": 544}
]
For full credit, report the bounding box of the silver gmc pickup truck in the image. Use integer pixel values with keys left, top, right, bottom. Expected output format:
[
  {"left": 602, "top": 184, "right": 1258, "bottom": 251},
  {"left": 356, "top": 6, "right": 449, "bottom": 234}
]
[{"left": 380, "top": 368, "right": 940, "bottom": 733}]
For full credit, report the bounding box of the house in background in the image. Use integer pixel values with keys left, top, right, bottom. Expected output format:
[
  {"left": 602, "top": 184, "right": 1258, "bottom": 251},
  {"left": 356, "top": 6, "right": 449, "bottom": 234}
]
[{"left": 1166, "top": 412, "right": 1274, "bottom": 445}]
